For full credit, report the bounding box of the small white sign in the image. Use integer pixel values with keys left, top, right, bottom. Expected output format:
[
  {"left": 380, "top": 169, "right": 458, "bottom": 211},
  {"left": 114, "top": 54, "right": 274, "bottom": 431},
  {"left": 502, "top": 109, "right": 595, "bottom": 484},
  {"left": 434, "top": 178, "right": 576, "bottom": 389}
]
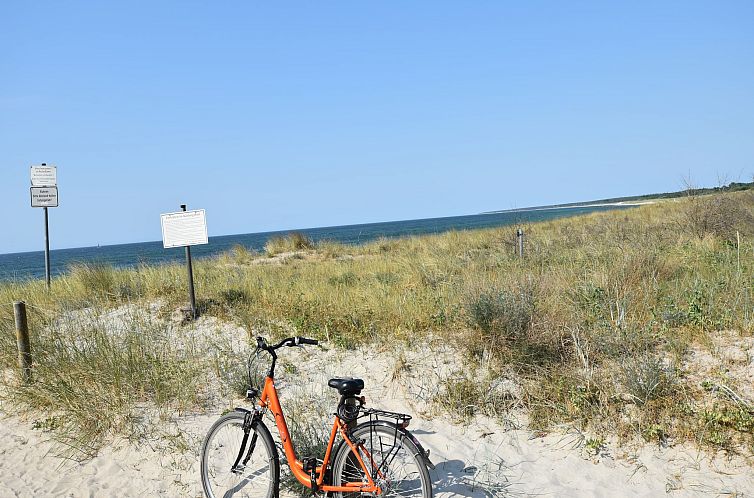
[
  {"left": 31, "top": 186, "right": 59, "bottom": 207},
  {"left": 160, "top": 209, "right": 208, "bottom": 249},
  {"left": 31, "top": 165, "right": 57, "bottom": 186}
]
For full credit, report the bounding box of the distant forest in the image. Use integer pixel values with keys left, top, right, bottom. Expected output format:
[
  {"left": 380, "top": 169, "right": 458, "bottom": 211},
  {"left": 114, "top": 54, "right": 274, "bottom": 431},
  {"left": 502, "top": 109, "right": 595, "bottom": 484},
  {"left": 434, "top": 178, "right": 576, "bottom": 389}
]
[{"left": 493, "top": 181, "right": 754, "bottom": 213}]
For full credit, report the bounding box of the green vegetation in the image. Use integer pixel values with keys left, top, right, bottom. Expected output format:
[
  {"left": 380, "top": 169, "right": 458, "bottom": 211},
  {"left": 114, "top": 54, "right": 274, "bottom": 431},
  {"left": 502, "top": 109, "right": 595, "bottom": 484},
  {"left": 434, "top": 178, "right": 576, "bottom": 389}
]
[
  {"left": 1, "top": 189, "right": 753, "bottom": 457},
  {"left": 280, "top": 398, "right": 331, "bottom": 496},
  {"left": 0, "top": 308, "right": 207, "bottom": 459}
]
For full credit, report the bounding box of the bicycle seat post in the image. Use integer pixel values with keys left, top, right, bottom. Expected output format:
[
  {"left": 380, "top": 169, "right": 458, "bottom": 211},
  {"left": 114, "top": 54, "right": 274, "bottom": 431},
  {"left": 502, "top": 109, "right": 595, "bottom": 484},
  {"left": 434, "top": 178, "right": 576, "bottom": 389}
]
[{"left": 343, "top": 397, "right": 357, "bottom": 431}]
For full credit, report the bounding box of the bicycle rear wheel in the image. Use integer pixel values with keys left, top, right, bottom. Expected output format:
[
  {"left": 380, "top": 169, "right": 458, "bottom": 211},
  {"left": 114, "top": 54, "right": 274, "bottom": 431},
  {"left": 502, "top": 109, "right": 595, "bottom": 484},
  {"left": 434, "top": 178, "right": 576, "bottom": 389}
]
[
  {"left": 200, "top": 411, "right": 279, "bottom": 498},
  {"left": 332, "top": 422, "right": 433, "bottom": 497}
]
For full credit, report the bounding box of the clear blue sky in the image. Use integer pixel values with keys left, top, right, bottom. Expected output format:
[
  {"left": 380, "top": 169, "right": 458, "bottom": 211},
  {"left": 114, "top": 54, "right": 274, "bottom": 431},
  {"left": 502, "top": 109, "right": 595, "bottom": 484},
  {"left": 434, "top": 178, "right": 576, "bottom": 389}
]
[{"left": 1, "top": 2, "right": 752, "bottom": 254}]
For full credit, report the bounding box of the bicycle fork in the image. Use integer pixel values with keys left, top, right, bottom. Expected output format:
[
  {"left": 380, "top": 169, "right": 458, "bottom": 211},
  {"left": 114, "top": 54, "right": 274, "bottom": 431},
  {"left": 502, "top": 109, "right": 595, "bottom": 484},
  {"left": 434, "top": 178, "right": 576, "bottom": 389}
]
[{"left": 231, "top": 409, "right": 261, "bottom": 473}]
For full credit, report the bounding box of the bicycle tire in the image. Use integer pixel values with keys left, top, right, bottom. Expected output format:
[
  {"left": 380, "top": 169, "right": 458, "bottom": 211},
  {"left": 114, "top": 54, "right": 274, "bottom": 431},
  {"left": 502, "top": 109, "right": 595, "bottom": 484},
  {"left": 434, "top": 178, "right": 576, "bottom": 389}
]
[
  {"left": 331, "top": 422, "right": 433, "bottom": 498},
  {"left": 200, "top": 411, "right": 279, "bottom": 498}
]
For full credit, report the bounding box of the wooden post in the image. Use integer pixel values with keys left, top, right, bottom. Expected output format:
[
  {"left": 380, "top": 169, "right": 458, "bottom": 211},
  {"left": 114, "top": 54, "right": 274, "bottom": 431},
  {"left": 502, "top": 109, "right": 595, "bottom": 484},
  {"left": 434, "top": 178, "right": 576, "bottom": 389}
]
[
  {"left": 180, "top": 204, "right": 198, "bottom": 320},
  {"left": 13, "top": 301, "right": 32, "bottom": 383},
  {"left": 516, "top": 228, "right": 524, "bottom": 258},
  {"left": 737, "top": 231, "right": 741, "bottom": 274}
]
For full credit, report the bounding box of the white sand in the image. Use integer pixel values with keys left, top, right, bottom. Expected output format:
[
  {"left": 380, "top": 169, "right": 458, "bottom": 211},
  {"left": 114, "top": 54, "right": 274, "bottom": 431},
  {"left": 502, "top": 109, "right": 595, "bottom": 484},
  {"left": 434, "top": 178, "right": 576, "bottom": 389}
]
[{"left": 1, "top": 312, "right": 752, "bottom": 497}]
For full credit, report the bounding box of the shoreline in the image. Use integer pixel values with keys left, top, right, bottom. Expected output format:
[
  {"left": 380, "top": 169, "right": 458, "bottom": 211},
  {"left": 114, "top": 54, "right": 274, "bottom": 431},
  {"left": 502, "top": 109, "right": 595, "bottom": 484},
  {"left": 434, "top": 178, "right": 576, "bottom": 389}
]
[
  {"left": 0, "top": 203, "right": 637, "bottom": 283},
  {"left": 483, "top": 200, "right": 656, "bottom": 214}
]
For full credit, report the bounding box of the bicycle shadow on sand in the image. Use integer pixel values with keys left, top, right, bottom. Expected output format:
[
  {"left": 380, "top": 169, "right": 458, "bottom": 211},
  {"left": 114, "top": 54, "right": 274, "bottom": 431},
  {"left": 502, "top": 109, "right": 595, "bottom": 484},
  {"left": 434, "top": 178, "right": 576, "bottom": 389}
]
[{"left": 429, "top": 458, "right": 524, "bottom": 497}]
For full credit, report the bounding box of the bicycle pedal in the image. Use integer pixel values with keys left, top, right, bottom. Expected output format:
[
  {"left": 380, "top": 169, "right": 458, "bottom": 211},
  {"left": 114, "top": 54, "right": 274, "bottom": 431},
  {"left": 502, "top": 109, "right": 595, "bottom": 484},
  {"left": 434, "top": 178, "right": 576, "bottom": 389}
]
[
  {"left": 302, "top": 457, "right": 317, "bottom": 473},
  {"left": 310, "top": 471, "right": 318, "bottom": 493}
]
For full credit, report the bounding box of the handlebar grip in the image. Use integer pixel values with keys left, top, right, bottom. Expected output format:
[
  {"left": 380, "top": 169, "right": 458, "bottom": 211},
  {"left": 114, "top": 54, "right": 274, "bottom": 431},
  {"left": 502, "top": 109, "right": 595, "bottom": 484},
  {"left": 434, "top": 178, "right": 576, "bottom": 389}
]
[{"left": 296, "top": 337, "right": 319, "bottom": 346}]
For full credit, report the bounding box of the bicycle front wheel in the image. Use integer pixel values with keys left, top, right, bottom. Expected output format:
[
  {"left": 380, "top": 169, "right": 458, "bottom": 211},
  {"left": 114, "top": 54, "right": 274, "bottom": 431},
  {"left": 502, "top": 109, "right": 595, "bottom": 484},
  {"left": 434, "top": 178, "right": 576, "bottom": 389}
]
[
  {"left": 200, "top": 411, "right": 279, "bottom": 498},
  {"left": 332, "top": 422, "right": 433, "bottom": 498}
]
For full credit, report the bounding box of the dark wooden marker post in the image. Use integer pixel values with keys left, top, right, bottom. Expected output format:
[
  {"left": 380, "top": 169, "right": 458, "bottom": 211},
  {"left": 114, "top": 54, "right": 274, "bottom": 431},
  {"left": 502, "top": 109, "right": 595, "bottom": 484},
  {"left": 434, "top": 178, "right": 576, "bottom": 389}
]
[
  {"left": 13, "top": 301, "right": 32, "bottom": 383},
  {"left": 181, "top": 204, "right": 198, "bottom": 320},
  {"left": 516, "top": 228, "right": 525, "bottom": 258}
]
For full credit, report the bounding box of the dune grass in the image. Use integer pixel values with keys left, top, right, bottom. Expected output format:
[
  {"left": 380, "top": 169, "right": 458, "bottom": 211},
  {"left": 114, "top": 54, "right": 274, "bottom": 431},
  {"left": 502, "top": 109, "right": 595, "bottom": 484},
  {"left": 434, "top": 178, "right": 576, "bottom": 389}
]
[
  {"left": 1, "top": 189, "right": 753, "bottom": 456},
  {"left": 265, "top": 231, "right": 315, "bottom": 256},
  {"left": 0, "top": 306, "right": 208, "bottom": 459}
]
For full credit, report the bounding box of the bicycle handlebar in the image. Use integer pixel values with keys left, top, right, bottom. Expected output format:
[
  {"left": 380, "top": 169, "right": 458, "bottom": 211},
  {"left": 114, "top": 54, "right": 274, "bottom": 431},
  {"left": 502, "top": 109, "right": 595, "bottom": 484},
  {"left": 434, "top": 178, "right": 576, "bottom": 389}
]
[
  {"left": 253, "top": 336, "right": 318, "bottom": 378},
  {"left": 296, "top": 337, "right": 319, "bottom": 346},
  {"left": 256, "top": 336, "right": 318, "bottom": 352}
]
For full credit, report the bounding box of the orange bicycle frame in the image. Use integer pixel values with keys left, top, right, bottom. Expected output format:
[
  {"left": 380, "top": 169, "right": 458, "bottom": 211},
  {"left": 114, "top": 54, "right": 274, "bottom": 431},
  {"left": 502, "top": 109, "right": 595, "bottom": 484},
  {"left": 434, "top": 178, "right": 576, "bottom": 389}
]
[{"left": 258, "top": 376, "right": 383, "bottom": 494}]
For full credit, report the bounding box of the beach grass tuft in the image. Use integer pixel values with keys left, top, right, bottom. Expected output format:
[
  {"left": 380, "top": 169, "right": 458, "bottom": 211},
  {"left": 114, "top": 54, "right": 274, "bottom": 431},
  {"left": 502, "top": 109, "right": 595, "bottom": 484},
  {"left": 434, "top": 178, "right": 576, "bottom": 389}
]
[{"left": 265, "top": 232, "right": 315, "bottom": 256}]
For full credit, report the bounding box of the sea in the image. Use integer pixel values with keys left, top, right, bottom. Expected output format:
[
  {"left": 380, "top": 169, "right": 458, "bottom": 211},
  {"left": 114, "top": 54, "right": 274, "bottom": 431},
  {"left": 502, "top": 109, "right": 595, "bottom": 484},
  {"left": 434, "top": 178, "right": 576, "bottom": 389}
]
[{"left": 0, "top": 205, "right": 633, "bottom": 282}]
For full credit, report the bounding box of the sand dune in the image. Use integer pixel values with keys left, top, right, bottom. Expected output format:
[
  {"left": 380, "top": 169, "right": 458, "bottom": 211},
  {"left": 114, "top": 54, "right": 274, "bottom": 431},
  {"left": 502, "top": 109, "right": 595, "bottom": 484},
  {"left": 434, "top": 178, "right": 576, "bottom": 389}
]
[{"left": 1, "top": 315, "right": 752, "bottom": 497}]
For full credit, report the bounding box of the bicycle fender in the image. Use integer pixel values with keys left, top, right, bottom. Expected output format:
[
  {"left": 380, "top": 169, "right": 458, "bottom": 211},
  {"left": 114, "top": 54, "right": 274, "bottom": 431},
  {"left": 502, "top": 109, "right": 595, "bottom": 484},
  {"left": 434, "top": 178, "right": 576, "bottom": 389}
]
[{"left": 337, "top": 420, "right": 436, "bottom": 470}]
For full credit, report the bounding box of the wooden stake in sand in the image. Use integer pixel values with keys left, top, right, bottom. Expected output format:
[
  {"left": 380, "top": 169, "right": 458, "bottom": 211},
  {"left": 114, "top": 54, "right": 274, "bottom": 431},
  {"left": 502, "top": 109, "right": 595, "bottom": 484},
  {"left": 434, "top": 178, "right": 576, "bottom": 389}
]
[
  {"left": 13, "top": 301, "right": 32, "bottom": 383},
  {"left": 517, "top": 228, "right": 525, "bottom": 258}
]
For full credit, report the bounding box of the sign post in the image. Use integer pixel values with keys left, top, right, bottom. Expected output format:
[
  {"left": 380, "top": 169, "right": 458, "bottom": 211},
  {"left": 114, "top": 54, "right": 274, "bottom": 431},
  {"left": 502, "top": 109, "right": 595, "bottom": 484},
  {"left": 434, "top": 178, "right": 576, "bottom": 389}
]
[
  {"left": 44, "top": 207, "right": 50, "bottom": 288},
  {"left": 180, "top": 204, "right": 197, "bottom": 319},
  {"left": 160, "top": 206, "right": 208, "bottom": 320},
  {"left": 30, "top": 164, "right": 58, "bottom": 288}
]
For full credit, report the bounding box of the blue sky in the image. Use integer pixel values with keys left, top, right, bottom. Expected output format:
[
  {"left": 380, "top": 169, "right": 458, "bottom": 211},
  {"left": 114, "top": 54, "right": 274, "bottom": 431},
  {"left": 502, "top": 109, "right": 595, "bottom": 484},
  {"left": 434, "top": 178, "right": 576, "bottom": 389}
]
[{"left": 1, "top": 1, "right": 752, "bottom": 254}]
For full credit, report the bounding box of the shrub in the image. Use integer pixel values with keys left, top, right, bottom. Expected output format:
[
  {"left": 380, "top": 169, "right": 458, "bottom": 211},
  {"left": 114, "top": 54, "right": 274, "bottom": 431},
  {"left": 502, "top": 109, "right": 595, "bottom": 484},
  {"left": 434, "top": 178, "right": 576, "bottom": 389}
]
[
  {"left": 433, "top": 373, "right": 515, "bottom": 421},
  {"left": 328, "top": 271, "right": 358, "bottom": 286},
  {"left": 621, "top": 353, "right": 674, "bottom": 405},
  {"left": 465, "top": 286, "right": 534, "bottom": 341},
  {"left": 682, "top": 192, "right": 754, "bottom": 239},
  {"left": 435, "top": 376, "right": 484, "bottom": 420},
  {"left": 220, "top": 288, "right": 250, "bottom": 307},
  {"left": 572, "top": 283, "right": 608, "bottom": 325},
  {"left": 700, "top": 403, "right": 754, "bottom": 450},
  {"left": 375, "top": 271, "right": 399, "bottom": 285}
]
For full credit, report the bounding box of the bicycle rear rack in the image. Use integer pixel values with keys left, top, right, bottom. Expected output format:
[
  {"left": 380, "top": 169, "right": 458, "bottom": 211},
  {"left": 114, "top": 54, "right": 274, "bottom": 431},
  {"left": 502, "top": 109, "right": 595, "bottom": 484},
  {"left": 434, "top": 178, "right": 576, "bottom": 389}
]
[{"left": 358, "top": 407, "right": 412, "bottom": 427}]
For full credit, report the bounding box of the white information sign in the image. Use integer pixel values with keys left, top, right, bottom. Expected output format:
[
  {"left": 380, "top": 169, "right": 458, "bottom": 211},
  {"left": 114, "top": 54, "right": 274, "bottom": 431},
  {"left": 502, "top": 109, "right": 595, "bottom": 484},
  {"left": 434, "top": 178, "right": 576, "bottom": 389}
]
[
  {"left": 31, "top": 186, "right": 59, "bottom": 207},
  {"left": 160, "top": 209, "right": 208, "bottom": 249},
  {"left": 31, "top": 165, "right": 57, "bottom": 186}
]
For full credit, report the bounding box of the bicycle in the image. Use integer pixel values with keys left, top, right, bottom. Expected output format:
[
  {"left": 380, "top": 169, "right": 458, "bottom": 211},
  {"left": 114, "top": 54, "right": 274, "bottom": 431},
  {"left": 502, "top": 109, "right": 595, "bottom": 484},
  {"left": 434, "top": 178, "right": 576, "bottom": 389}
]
[{"left": 200, "top": 335, "right": 435, "bottom": 497}]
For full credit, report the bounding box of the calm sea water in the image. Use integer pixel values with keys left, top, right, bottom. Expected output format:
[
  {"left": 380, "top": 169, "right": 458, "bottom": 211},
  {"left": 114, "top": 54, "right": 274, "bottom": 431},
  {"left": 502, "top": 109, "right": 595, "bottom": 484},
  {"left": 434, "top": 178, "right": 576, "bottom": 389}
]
[{"left": 0, "top": 205, "right": 632, "bottom": 282}]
